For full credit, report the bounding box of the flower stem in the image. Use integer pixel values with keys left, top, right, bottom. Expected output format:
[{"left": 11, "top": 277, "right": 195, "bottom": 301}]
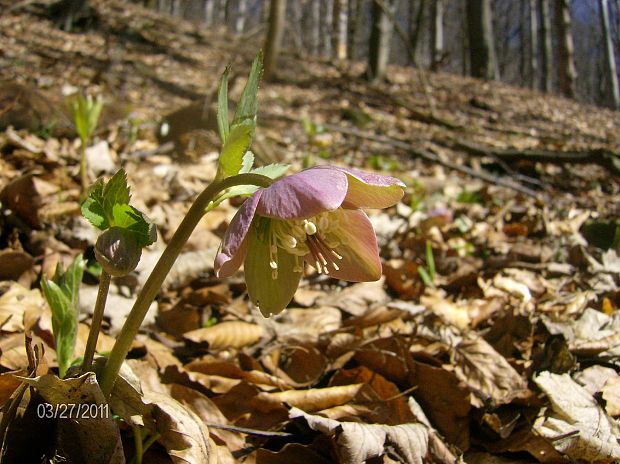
[
  {"left": 99, "top": 173, "right": 273, "bottom": 397},
  {"left": 80, "top": 143, "right": 89, "bottom": 192},
  {"left": 82, "top": 271, "right": 111, "bottom": 372}
]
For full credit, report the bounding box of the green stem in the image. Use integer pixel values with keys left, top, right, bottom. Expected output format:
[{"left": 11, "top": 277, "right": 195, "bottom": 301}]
[
  {"left": 82, "top": 271, "right": 111, "bottom": 372},
  {"left": 80, "top": 142, "right": 89, "bottom": 192},
  {"left": 99, "top": 173, "right": 273, "bottom": 396},
  {"left": 132, "top": 425, "right": 143, "bottom": 464}
]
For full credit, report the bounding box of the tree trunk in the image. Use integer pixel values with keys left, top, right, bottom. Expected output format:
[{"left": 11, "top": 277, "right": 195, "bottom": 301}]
[
  {"left": 539, "top": 0, "right": 552, "bottom": 92},
  {"left": 367, "top": 0, "right": 399, "bottom": 82},
  {"left": 430, "top": 0, "right": 444, "bottom": 71},
  {"left": 529, "top": 0, "right": 539, "bottom": 89},
  {"left": 263, "top": 0, "right": 287, "bottom": 81},
  {"left": 554, "top": 0, "right": 576, "bottom": 98},
  {"left": 335, "top": 0, "right": 348, "bottom": 59},
  {"left": 235, "top": 0, "right": 247, "bottom": 33},
  {"left": 347, "top": 0, "right": 361, "bottom": 59},
  {"left": 311, "top": 0, "right": 321, "bottom": 55},
  {"left": 599, "top": 0, "right": 620, "bottom": 108},
  {"left": 466, "top": 0, "right": 498, "bottom": 80},
  {"left": 322, "top": 0, "right": 334, "bottom": 57},
  {"left": 409, "top": 0, "right": 424, "bottom": 66},
  {"left": 204, "top": 0, "right": 214, "bottom": 24}
]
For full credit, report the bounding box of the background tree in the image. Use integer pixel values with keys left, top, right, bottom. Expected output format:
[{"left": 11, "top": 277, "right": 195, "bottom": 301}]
[
  {"left": 529, "top": 0, "right": 539, "bottom": 89},
  {"left": 367, "top": 0, "right": 399, "bottom": 82},
  {"left": 599, "top": 0, "right": 619, "bottom": 109},
  {"left": 335, "top": 0, "right": 349, "bottom": 60},
  {"left": 554, "top": 0, "right": 576, "bottom": 98},
  {"left": 539, "top": 0, "right": 553, "bottom": 92},
  {"left": 263, "top": 0, "right": 286, "bottom": 81},
  {"left": 430, "top": 0, "right": 444, "bottom": 71},
  {"left": 466, "top": 0, "right": 498, "bottom": 80}
]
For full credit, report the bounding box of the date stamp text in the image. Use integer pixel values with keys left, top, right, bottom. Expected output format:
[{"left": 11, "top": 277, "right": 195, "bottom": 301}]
[{"left": 36, "top": 403, "right": 110, "bottom": 420}]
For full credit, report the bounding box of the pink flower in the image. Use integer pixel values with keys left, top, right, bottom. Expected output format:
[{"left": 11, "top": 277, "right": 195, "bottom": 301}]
[{"left": 215, "top": 166, "right": 405, "bottom": 316}]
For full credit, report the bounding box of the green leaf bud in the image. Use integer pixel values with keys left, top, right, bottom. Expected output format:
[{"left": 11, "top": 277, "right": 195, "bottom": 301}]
[{"left": 95, "top": 227, "right": 141, "bottom": 277}]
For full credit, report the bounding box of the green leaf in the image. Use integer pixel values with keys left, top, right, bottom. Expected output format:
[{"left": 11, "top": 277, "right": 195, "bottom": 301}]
[
  {"left": 232, "top": 52, "right": 263, "bottom": 127},
  {"left": 40, "top": 254, "right": 85, "bottom": 378},
  {"left": 217, "top": 65, "right": 230, "bottom": 143},
  {"left": 251, "top": 163, "right": 290, "bottom": 179},
  {"left": 240, "top": 150, "right": 255, "bottom": 173},
  {"left": 103, "top": 168, "right": 131, "bottom": 214},
  {"left": 217, "top": 119, "right": 255, "bottom": 178},
  {"left": 72, "top": 93, "right": 103, "bottom": 145},
  {"left": 111, "top": 204, "right": 157, "bottom": 247},
  {"left": 81, "top": 179, "right": 108, "bottom": 229}
]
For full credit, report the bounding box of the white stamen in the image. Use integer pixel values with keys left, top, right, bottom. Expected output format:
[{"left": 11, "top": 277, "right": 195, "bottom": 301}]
[
  {"left": 283, "top": 234, "right": 297, "bottom": 248},
  {"left": 303, "top": 220, "right": 317, "bottom": 235},
  {"left": 269, "top": 260, "right": 278, "bottom": 270}
]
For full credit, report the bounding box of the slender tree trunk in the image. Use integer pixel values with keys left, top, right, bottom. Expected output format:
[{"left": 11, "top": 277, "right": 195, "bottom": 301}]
[
  {"left": 335, "top": 0, "right": 348, "bottom": 59},
  {"left": 263, "top": 0, "right": 287, "bottom": 81},
  {"left": 311, "top": 0, "right": 321, "bottom": 55},
  {"left": 347, "top": 0, "right": 361, "bottom": 59},
  {"left": 409, "top": 0, "right": 424, "bottom": 66},
  {"left": 235, "top": 0, "right": 247, "bottom": 33},
  {"left": 554, "top": 0, "right": 576, "bottom": 98},
  {"left": 600, "top": 0, "right": 620, "bottom": 108},
  {"left": 539, "top": 0, "right": 553, "bottom": 92},
  {"left": 529, "top": 0, "right": 539, "bottom": 89},
  {"left": 466, "top": 0, "right": 498, "bottom": 80},
  {"left": 323, "top": 0, "right": 334, "bottom": 57},
  {"left": 430, "top": 0, "right": 444, "bottom": 71},
  {"left": 367, "top": 0, "right": 399, "bottom": 82},
  {"left": 204, "top": 0, "right": 214, "bottom": 24}
]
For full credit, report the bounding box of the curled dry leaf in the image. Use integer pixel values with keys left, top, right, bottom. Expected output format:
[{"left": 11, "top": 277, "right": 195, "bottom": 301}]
[
  {"left": 0, "top": 283, "right": 44, "bottom": 332},
  {"left": 18, "top": 373, "right": 124, "bottom": 464},
  {"left": 260, "top": 384, "right": 365, "bottom": 412},
  {"left": 184, "top": 321, "right": 264, "bottom": 350},
  {"left": 534, "top": 371, "right": 620, "bottom": 461},
  {"left": 290, "top": 407, "right": 429, "bottom": 464},
  {"left": 453, "top": 333, "right": 529, "bottom": 407}
]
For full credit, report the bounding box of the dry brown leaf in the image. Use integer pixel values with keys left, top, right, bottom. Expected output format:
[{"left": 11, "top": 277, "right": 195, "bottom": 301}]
[
  {"left": 453, "top": 333, "right": 529, "bottom": 407},
  {"left": 0, "top": 283, "right": 44, "bottom": 332},
  {"left": 290, "top": 407, "right": 429, "bottom": 464},
  {"left": 602, "top": 376, "right": 620, "bottom": 417},
  {"left": 0, "top": 249, "right": 34, "bottom": 281},
  {"left": 271, "top": 306, "right": 341, "bottom": 343},
  {"left": 184, "top": 321, "right": 264, "bottom": 350},
  {"left": 261, "top": 384, "right": 365, "bottom": 412},
  {"left": 187, "top": 359, "right": 291, "bottom": 390},
  {"left": 534, "top": 371, "right": 620, "bottom": 461},
  {"left": 19, "top": 373, "right": 124, "bottom": 464},
  {"left": 316, "top": 279, "right": 388, "bottom": 316},
  {"left": 256, "top": 442, "right": 334, "bottom": 464},
  {"left": 262, "top": 343, "right": 328, "bottom": 387}
]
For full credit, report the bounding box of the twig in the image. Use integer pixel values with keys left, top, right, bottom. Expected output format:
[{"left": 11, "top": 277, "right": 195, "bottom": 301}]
[{"left": 322, "top": 122, "right": 546, "bottom": 199}]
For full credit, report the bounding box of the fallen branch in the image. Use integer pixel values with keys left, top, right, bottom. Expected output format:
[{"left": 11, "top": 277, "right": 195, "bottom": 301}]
[{"left": 322, "top": 123, "right": 546, "bottom": 199}]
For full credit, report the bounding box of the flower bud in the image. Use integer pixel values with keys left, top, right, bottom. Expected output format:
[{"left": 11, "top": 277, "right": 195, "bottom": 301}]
[{"left": 95, "top": 227, "right": 141, "bottom": 277}]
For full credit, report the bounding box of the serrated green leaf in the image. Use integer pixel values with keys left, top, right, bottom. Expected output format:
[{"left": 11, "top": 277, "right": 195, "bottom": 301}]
[
  {"left": 111, "top": 204, "right": 157, "bottom": 247},
  {"left": 217, "top": 66, "right": 230, "bottom": 144},
  {"left": 217, "top": 119, "right": 255, "bottom": 178},
  {"left": 81, "top": 179, "right": 108, "bottom": 229},
  {"left": 240, "top": 150, "right": 255, "bottom": 173},
  {"left": 251, "top": 163, "right": 290, "bottom": 179},
  {"left": 41, "top": 254, "right": 85, "bottom": 378},
  {"left": 232, "top": 52, "right": 263, "bottom": 127},
  {"left": 103, "top": 169, "right": 131, "bottom": 214}
]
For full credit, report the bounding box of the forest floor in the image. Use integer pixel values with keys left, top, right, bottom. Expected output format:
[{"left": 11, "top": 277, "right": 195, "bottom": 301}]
[{"left": 1, "top": 1, "right": 620, "bottom": 463}]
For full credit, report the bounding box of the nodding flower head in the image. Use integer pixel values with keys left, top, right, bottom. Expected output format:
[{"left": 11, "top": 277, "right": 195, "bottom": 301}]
[{"left": 215, "top": 166, "right": 405, "bottom": 317}]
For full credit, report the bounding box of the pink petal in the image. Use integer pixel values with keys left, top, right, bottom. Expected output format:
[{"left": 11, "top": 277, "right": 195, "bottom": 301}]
[
  {"left": 214, "top": 190, "right": 263, "bottom": 278},
  {"left": 317, "top": 166, "right": 405, "bottom": 209},
  {"left": 315, "top": 209, "right": 382, "bottom": 282},
  {"left": 256, "top": 167, "right": 348, "bottom": 219}
]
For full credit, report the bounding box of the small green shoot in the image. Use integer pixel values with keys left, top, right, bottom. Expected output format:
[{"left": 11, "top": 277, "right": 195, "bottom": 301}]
[
  {"left": 72, "top": 92, "right": 103, "bottom": 191},
  {"left": 417, "top": 240, "right": 436, "bottom": 287},
  {"left": 216, "top": 53, "right": 263, "bottom": 180},
  {"left": 40, "top": 254, "right": 86, "bottom": 378},
  {"left": 457, "top": 187, "right": 483, "bottom": 204}
]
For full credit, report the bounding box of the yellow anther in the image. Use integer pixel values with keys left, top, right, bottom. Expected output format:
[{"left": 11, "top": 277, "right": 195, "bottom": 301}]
[{"left": 303, "top": 220, "right": 317, "bottom": 235}]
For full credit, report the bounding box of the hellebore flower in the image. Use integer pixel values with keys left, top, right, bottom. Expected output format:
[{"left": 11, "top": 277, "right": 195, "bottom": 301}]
[{"left": 214, "top": 166, "right": 405, "bottom": 316}]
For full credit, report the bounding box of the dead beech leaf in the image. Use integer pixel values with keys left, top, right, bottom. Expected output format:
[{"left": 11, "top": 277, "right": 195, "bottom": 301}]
[
  {"left": 261, "top": 384, "right": 365, "bottom": 412},
  {"left": 290, "top": 407, "right": 429, "bottom": 464},
  {"left": 0, "top": 249, "right": 34, "bottom": 281},
  {"left": 602, "top": 376, "right": 620, "bottom": 417},
  {"left": 420, "top": 288, "right": 471, "bottom": 329},
  {"left": 19, "top": 373, "right": 124, "bottom": 464},
  {"left": 262, "top": 344, "right": 327, "bottom": 387},
  {"left": 317, "top": 279, "right": 388, "bottom": 316},
  {"left": 146, "top": 391, "right": 216, "bottom": 464},
  {"left": 534, "top": 371, "right": 620, "bottom": 461},
  {"left": 453, "top": 333, "right": 529, "bottom": 407},
  {"left": 0, "top": 283, "right": 44, "bottom": 332},
  {"left": 184, "top": 321, "right": 264, "bottom": 349}
]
